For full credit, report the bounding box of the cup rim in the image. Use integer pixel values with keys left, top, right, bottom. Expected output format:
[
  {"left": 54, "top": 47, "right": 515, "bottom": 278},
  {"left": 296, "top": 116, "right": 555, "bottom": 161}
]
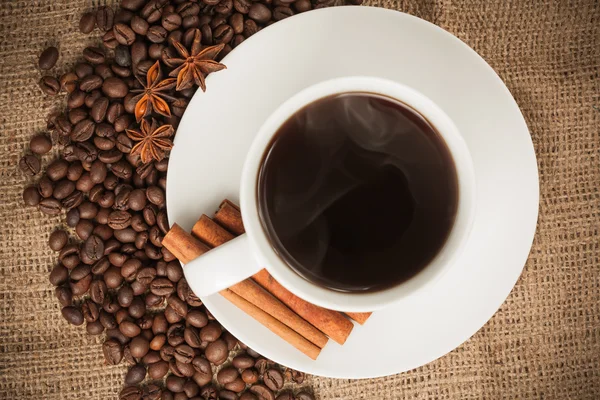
[{"left": 240, "top": 76, "right": 476, "bottom": 312}]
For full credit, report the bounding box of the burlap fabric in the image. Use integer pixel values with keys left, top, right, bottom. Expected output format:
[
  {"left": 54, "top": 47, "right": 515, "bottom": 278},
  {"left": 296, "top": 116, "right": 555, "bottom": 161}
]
[{"left": 1, "top": 0, "right": 598, "bottom": 398}]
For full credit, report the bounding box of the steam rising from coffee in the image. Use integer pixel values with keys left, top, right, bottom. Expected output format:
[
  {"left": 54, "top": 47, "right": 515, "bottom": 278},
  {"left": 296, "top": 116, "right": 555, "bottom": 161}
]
[{"left": 259, "top": 93, "right": 458, "bottom": 292}]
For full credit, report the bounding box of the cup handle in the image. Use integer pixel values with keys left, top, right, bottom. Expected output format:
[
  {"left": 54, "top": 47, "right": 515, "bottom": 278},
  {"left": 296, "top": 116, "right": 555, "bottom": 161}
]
[{"left": 183, "top": 234, "right": 261, "bottom": 297}]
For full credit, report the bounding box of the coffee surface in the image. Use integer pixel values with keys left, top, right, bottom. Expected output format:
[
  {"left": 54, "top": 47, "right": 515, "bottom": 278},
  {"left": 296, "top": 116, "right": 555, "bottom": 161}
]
[{"left": 258, "top": 93, "right": 458, "bottom": 292}]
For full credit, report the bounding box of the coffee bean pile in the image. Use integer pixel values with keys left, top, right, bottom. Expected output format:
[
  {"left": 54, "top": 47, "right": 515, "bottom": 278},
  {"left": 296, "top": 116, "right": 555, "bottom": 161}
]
[{"left": 19, "top": 0, "right": 362, "bottom": 398}]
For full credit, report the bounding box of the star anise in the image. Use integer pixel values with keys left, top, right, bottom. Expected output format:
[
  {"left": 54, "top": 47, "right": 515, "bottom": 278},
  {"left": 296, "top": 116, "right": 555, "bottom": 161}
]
[
  {"left": 126, "top": 119, "right": 174, "bottom": 164},
  {"left": 132, "top": 61, "right": 177, "bottom": 122},
  {"left": 167, "top": 29, "right": 226, "bottom": 91}
]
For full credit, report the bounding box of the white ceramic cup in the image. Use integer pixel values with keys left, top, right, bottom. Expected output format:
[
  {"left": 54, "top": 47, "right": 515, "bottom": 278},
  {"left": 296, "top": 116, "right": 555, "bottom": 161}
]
[{"left": 184, "top": 76, "right": 476, "bottom": 312}]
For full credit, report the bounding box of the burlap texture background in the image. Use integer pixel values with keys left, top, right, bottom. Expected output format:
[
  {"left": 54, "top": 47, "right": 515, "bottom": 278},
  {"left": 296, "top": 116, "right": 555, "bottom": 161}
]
[{"left": 1, "top": 0, "right": 598, "bottom": 398}]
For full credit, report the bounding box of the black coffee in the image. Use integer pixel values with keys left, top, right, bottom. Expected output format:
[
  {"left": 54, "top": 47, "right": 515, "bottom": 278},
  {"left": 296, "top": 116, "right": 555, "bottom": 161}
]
[{"left": 258, "top": 92, "right": 458, "bottom": 292}]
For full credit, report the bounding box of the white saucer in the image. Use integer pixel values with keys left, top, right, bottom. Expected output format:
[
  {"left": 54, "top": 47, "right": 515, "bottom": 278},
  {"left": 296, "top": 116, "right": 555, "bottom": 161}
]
[{"left": 167, "top": 7, "right": 539, "bottom": 379}]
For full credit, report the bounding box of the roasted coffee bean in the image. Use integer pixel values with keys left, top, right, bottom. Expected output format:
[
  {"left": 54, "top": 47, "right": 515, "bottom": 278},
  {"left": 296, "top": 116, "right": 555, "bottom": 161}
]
[
  {"left": 108, "top": 210, "right": 132, "bottom": 229},
  {"left": 45, "top": 160, "right": 68, "bottom": 183},
  {"left": 93, "top": 224, "right": 112, "bottom": 241},
  {"left": 200, "top": 321, "right": 222, "bottom": 342},
  {"left": 30, "top": 133, "right": 52, "bottom": 154},
  {"left": 182, "top": 15, "right": 200, "bottom": 30},
  {"left": 200, "top": 385, "right": 218, "bottom": 400},
  {"left": 96, "top": 6, "right": 115, "bottom": 31},
  {"left": 152, "top": 313, "right": 169, "bottom": 335},
  {"left": 167, "top": 294, "right": 187, "bottom": 318},
  {"left": 90, "top": 279, "right": 107, "bottom": 304},
  {"left": 19, "top": 154, "right": 40, "bottom": 176},
  {"left": 49, "top": 264, "right": 69, "bottom": 286},
  {"left": 71, "top": 264, "right": 91, "bottom": 281},
  {"left": 64, "top": 163, "right": 82, "bottom": 183},
  {"left": 232, "top": 354, "right": 254, "bottom": 369},
  {"left": 253, "top": 358, "right": 269, "bottom": 374},
  {"left": 148, "top": 43, "right": 165, "bottom": 60},
  {"left": 295, "top": 392, "right": 315, "bottom": 400},
  {"left": 234, "top": 0, "right": 252, "bottom": 13},
  {"left": 83, "top": 46, "right": 105, "bottom": 64},
  {"left": 174, "top": 344, "right": 195, "bottom": 364},
  {"left": 111, "top": 159, "right": 133, "bottom": 180},
  {"left": 147, "top": 25, "right": 168, "bottom": 43},
  {"left": 131, "top": 17, "right": 149, "bottom": 37},
  {"left": 68, "top": 209, "right": 87, "bottom": 230},
  {"left": 103, "top": 30, "right": 119, "bottom": 49},
  {"left": 39, "top": 76, "right": 60, "bottom": 95},
  {"left": 83, "top": 234, "right": 104, "bottom": 262},
  {"left": 130, "top": 336, "right": 150, "bottom": 358},
  {"left": 248, "top": 3, "right": 271, "bottom": 23},
  {"left": 124, "top": 364, "right": 146, "bottom": 385},
  {"left": 164, "top": 305, "right": 182, "bottom": 324},
  {"left": 112, "top": 45, "right": 131, "bottom": 68},
  {"left": 39, "top": 46, "right": 59, "bottom": 70},
  {"left": 120, "top": 320, "right": 142, "bottom": 338},
  {"left": 242, "top": 368, "right": 259, "bottom": 384},
  {"left": 150, "top": 278, "right": 175, "bottom": 296},
  {"left": 148, "top": 360, "right": 170, "bottom": 379},
  {"left": 103, "top": 77, "right": 129, "bottom": 98},
  {"left": 74, "top": 62, "right": 94, "bottom": 79},
  {"left": 70, "top": 274, "right": 92, "bottom": 296},
  {"left": 121, "top": 0, "right": 146, "bottom": 11},
  {"left": 99, "top": 311, "right": 117, "bottom": 331},
  {"left": 119, "top": 385, "right": 142, "bottom": 400},
  {"left": 217, "top": 367, "right": 239, "bottom": 385},
  {"left": 177, "top": 1, "right": 201, "bottom": 17},
  {"left": 205, "top": 339, "right": 228, "bottom": 364},
  {"left": 166, "top": 375, "right": 185, "bottom": 393},
  {"left": 87, "top": 319, "right": 105, "bottom": 335},
  {"left": 167, "top": 324, "right": 185, "bottom": 347},
  {"left": 60, "top": 72, "right": 78, "bottom": 93},
  {"left": 183, "top": 326, "right": 201, "bottom": 348},
  {"left": 263, "top": 368, "right": 284, "bottom": 391},
  {"left": 61, "top": 191, "right": 83, "bottom": 212},
  {"left": 273, "top": 6, "right": 293, "bottom": 20},
  {"left": 68, "top": 108, "right": 88, "bottom": 125},
  {"left": 184, "top": 311, "right": 207, "bottom": 330},
  {"left": 162, "top": 12, "right": 182, "bottom": 31},
  {"left": 48, "top": 229, "right": 68, "bottom": 251},
  {"left": 55, "top": 286, "right": 73, "bottom": 307},
  {"left": 243, "top": 19, "right": 258, "bottom": 38},
  {"left": 150, "top": 333, "right": 166, "bottom": 350},
  {"left": 39, "top": 197, "right": 62, "bottom": 215},
  {"left": 104, "top": 266, "right": 124, "bottom": 288},
  {"left": 82, "top": 299, "right": 100, "bottom": 323},
  {"left": 200, "top": 24, "right": 213, "bottom": 45},
  {"left": 128, "top": 297, "right": 146, "bottom": 318},
  {"left": 249, "top": 385, "right": 274, "bottom": 400},
  {"left": 95, "top": 65, "right": 113, "bottom": 81},
  {"left": 79, "top": 75, "right": 103, "bottom": 92},
  {"left": 23, "top": 185, "right": 41, "bottom": 206},
  {"left": 65, "top": 208, "right": 80, "bottom": 227},
  {"left": 62, "top": 306, "right": 84, "bottom": 326},
  {"left": 90, "top": 97, "right": 109, "bottom": 123},
  {"left": 85, "top": 90, "right": 103, "bottom": 108},
  {"left": 70, "top": 119, "right": 95, "bottom": 142},
  {"left": 119, "top": 258, "right": 140, "bottom": 282},
  {"left": 66, "top": 90, "right": 85, "bottom": 109},
  {"left": 240, "top": 393, "right": 259, "bottom": 400},
  {"left": 103, "top": 338, "right": 124, "bottom": 365},
  {"left": 53, "top": 179, "right": 75, "bottom": 200},
  {"left": 224, "top": 377, "right": 246, "bottom": 393},
  {"left": 213, "top": 24, "right": 234, "bottom": 44},
  {"left": 79, "top": 11, "right": 96, "bottom": 33}
]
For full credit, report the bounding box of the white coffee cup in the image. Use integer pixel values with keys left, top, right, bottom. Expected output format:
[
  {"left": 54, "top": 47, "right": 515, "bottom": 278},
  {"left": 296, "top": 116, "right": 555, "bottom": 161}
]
[{"left": 184, "top": 76, "right": 476, "bottom": 312}]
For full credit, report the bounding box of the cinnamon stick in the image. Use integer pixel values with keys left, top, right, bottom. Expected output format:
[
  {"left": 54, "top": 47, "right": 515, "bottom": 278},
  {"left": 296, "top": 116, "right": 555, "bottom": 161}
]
[
  {"left": 214, "top": 200, "right": 245, "bottom": 235},
  {"left": 163, "top": 224, "right": 210, "bottom": 263},
  {"left": 192, "top": 214, "right": 234, "bottom": 247},
  {"left": 163, "top": 223, "right": 324, "bottom": 359},
  {"left": 220, "top": 289, "right": 321, "bottom": 360},
  {"left": 344, "top": 312, "right": 372, "bottom": 325},
  {"left": 210, "top": 201, "right": 372, "bottom": 327},
  {"left": 252, "top": 269, "right": 354, "bottom": 345},
  {"left": 228, "top": 279, "right": 328, "bottom": 348},
  {"left": 193, "top": 215, "right": 355, "bottom": 345}
]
